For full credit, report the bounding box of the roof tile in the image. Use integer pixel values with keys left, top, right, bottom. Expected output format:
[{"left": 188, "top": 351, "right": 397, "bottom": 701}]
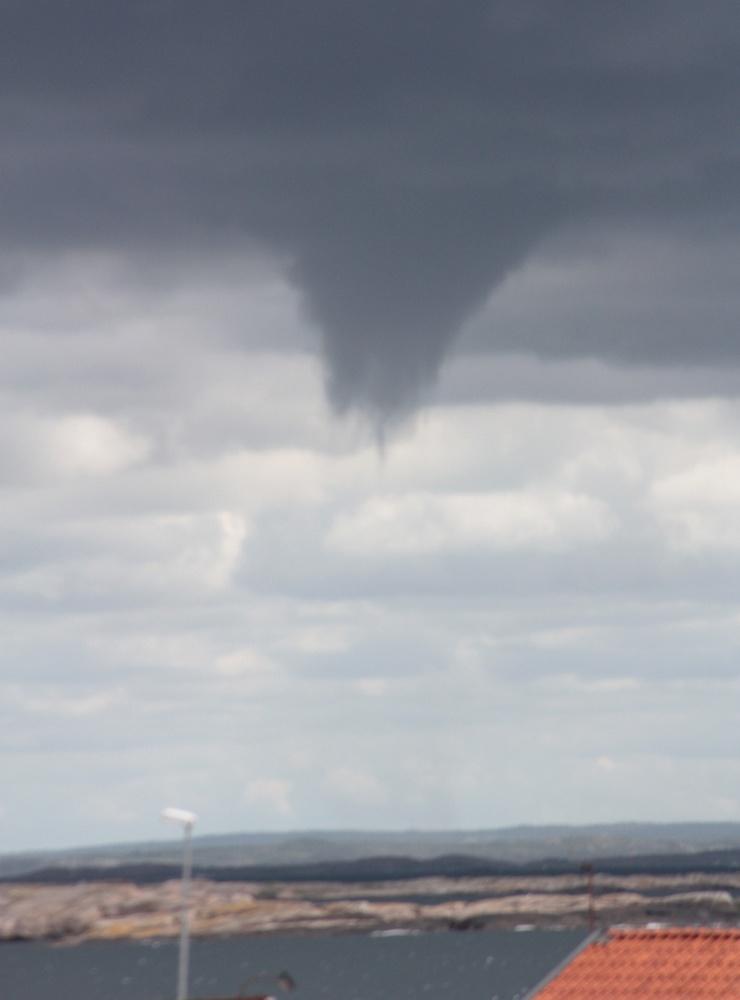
[{"left": 532, "top": 928, "right": 740, "bottom": 999}]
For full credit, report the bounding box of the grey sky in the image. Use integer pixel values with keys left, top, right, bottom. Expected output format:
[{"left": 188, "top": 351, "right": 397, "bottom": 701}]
[
  {"left": 2, "top": 1, "right": 740, "bottom": 412},
  {"left": 1, "top": 2, "right": 740, "bottom": 850}
]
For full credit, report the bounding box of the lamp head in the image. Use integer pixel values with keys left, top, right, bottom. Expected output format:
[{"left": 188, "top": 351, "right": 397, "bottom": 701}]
[{"left": 161, "top": 806, "right": 198, "bottom": 827}]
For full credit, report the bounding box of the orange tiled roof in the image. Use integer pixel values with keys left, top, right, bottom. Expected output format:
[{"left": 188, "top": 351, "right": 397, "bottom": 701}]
[{"left": 531, "top": 928, "right": 740, "bottom": 999}]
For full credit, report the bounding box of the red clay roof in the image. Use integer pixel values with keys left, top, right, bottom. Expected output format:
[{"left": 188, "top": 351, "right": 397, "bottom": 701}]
[{"left": 531, "top": 928, "right": 740, "bottom": 999}]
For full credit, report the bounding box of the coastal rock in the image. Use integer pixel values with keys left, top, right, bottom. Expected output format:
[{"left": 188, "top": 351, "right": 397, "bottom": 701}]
[{"left": 0, "top": 875, "right": 737, "bottom": 943}]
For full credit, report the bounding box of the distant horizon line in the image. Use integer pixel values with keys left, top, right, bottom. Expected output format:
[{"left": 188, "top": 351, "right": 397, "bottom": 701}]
[{"left": 7, "top": 818, "right": 740, "bottom": 860}]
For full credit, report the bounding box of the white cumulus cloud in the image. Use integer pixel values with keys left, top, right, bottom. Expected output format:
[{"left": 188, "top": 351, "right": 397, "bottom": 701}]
[{"left": 326, "top": 489, "right": 614, "bottom": 557}]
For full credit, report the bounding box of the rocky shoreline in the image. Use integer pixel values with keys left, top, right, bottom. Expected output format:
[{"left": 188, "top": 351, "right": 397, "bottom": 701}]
[{"left": 1, "top": 873, "right": 739, "bottom": 943}]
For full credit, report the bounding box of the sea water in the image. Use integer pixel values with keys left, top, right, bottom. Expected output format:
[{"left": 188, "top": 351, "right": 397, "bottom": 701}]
[{"left": 0, "top": 929, "right": 586, "bottom": 1000}]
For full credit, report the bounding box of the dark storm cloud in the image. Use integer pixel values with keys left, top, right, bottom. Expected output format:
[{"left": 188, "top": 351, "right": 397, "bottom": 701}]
[{"left": 2, "top": 1, "right": 739, "bottom": 413}]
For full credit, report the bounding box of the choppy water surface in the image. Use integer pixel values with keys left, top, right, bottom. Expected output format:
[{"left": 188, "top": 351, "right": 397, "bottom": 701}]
[{"left": 1, "top": 930, "right": 585, "bottom": 1000}]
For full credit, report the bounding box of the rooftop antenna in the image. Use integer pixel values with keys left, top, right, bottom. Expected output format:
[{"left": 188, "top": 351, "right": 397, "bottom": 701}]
[
  {"left": 238, "top": 970, "right": 297, "bottom": 999},
  {"left": 199, "top": 970, "right": 297, "bottom": 1000}
]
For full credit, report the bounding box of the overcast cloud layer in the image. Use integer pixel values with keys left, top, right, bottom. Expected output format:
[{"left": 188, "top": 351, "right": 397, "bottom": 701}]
[{"left": 2, "top": 2, "right": 740, "bottom": 850}]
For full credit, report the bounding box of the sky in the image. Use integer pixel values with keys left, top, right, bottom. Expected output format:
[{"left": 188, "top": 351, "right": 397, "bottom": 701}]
[{"left": 2, "top": 1, "right": 740, "bottom": 851}]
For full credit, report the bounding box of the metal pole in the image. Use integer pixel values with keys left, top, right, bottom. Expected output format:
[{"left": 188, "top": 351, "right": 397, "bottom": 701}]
[{"left": 177, "top": 821, "right": 194, "bottom": 1000}]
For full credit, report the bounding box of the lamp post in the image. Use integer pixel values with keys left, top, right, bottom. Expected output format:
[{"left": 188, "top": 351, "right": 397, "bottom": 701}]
[{"left": 162, "top": 807, "right": 198, "bottom": 1000}]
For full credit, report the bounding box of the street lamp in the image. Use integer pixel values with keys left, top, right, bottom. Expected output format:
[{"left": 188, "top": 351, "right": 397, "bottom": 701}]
[{"left": 162, "top": 806, "right": 198, "bottom": 1000}]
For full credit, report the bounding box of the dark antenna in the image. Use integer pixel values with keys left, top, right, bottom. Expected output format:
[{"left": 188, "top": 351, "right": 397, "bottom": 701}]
[
  {"left": 238, "top": 969, "right": 297, "bottom": 999},
  {"left": 581, "top": 862, "right": 596, "bottom": 932}
]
